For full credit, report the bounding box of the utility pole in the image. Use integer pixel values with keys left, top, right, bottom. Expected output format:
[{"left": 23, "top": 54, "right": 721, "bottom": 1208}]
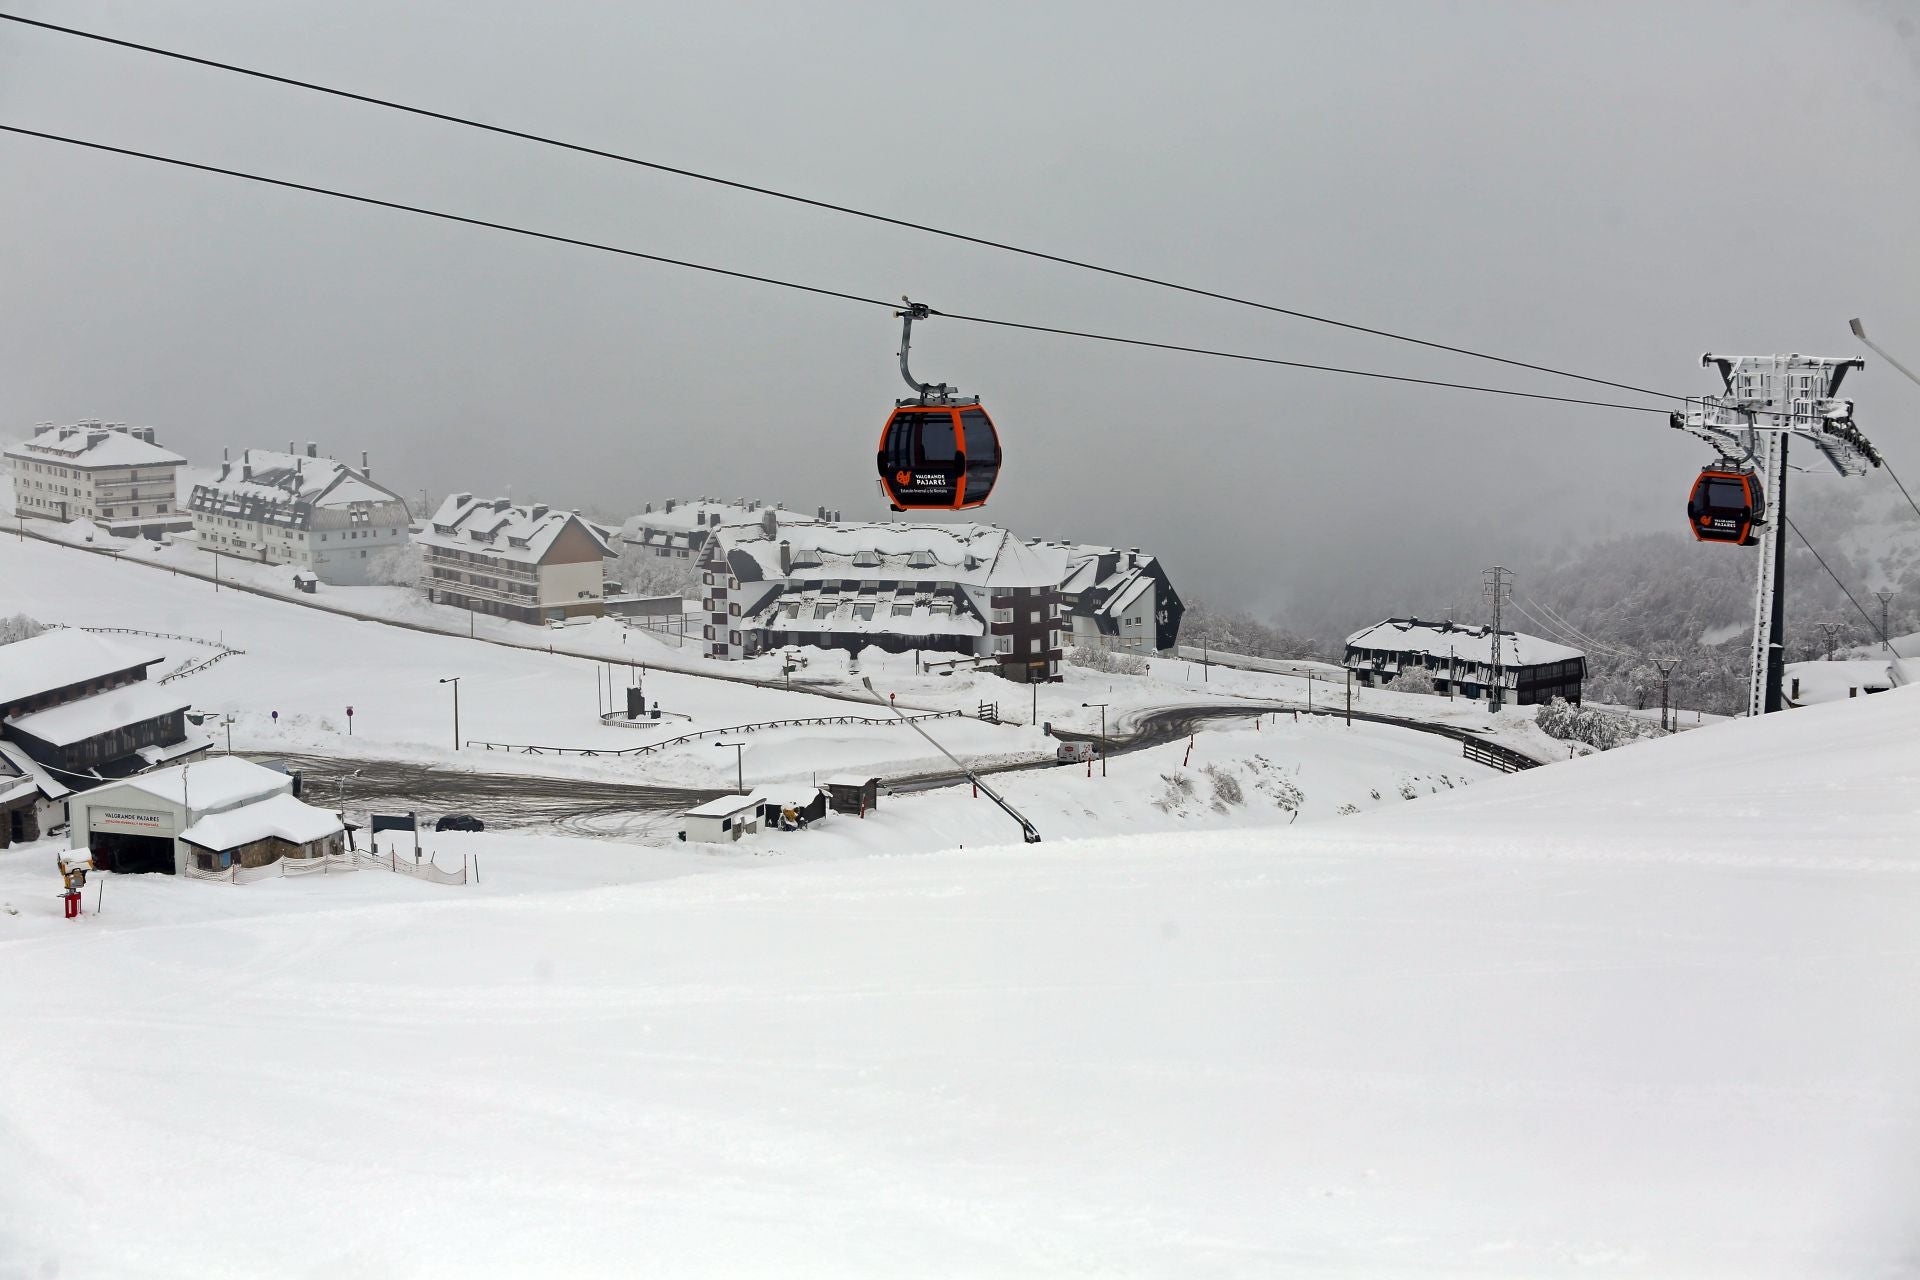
[
  {"left": 438, "top": 676, "right": 461, "bottom": 751},
  {"left": 1482, "top": 566, "right": 1513, "bottom": 712},
  {"left": 714, "top": 740, "right": 745, "bottom": 793},
  {"left": 1082, "top": 702, "right": 1109, "bottom": 777},
  {"left": 1818, "top": 621, "right": 1844, "bottom": 661},
  {"left": 1873, "top": 589, "right": 1895, "bottom": 654},
  {"left": 1344, "top": 668, "right": 1352, "bottom": 726},
  {"left": 1653, "top": 656, "right": 1680, "bottom": 733},
  {"left": 1676, "top": 353, "right": 1876, "bottom": 716}
]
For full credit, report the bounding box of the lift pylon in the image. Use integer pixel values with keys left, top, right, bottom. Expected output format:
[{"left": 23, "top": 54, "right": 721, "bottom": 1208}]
[{"left": 1672, "top": 353, "right": 1876, "bottom": 715}]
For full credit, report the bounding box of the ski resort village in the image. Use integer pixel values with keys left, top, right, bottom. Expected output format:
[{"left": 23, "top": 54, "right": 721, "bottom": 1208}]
[{"left": 3, "top": 5, "right": 1918, "bottom": 1276}]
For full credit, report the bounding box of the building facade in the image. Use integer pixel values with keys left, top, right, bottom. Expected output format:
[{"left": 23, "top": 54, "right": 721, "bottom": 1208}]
[
  {"left": 1343, "top": 618, "right": 1586, "bottom": 705},
  {"left": 414, "top": 494, "right": 616, "bottom": 624},
  {"left": 1055, "top": 543, "right": 1184, "bottom": 654},
  {"left": 189, "top": 444, "right": 412, "bottom": 585},
  {"left": 699, "top": 518, "right": 1067, "bottom": 682},
  {"left": 5, "top": 421, "right": 188, "bottom": 534},
  {"left": 0, "top": 628, "right": 210, "bottom": 785}
]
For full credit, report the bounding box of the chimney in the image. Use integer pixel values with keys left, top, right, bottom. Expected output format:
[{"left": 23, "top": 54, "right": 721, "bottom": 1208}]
[
  {"left": 219, "top": 460, "right": 231, "bottom": 481},
  {"left": 288, "top": 440, "right": 296, "bottom": 454},
  {"left": 644, "top": 502, "right": 653, "bottom": 514},
  {"left": 242, "top": 456, "right": 253, "bottom": 481},
  {"left": 664, "top": 498, "right": 676, "bottom": 513},
  {"left": 531, "top": 504, "right": 549, "bottom": 520},
  {"left": 816, "top": 506, "right": 826, "bottom": 519},
  {"left": 760, "top": 509, "right": 777, "bottom": 538},
  {"left": 306, "top": 441, "right": 318, "bottom": 458},
  {"left": 361, "top": 450, "right": 370, "bottom": 475},
  {"left": 779, "top": 539, "right": 792, "bottom": 575}
]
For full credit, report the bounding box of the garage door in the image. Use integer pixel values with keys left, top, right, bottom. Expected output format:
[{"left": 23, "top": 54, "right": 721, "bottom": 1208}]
[{"left": 89, "top": 830, "right": 176, "bottom": 875}]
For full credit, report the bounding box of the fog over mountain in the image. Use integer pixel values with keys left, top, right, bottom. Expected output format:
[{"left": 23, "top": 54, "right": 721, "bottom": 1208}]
[{"left": 4, "top": 0, "right": 1918, "bottom": 638}]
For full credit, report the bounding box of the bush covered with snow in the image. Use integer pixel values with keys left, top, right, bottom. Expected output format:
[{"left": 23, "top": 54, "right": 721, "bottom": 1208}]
[
  {"left": 1067, "top": 644, "right": 1150, "bottom": 676},
  {"left": 0, "top": 613, "right": 45, "bottom": 645},
  {"left": 1534, "top": 697, "right": 1662, "bottom": 751},
  {"left": 365, "top": 542, "right": 422, "bottom": 587},
  {"left": 1389, "top": 666, "right": 1437, "bottom": 695}
]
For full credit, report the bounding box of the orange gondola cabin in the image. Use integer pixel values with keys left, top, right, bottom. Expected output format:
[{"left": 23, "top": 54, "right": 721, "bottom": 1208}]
[
  {"left": 1686, "top": 466, "right": 1765, "bottom": 546},
  {"left": 876, "top": 404, "right": 1002, "bottom": 511}
]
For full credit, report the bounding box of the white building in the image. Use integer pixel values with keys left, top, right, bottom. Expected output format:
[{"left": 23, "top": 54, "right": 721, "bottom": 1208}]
[
  {"left": 5, "top": 421, "right": 188, "bottom": 535},
  {"left": 1054, "top": 543, "right": 1185, "bottom": 655},
  {"left": 414, "top": 494, "right": 616, "bottom": 624},
  {"left": 700, "top": 518, "right": 1068, "bottom": 682},
  {"left": 68, "top": 756, "right": 344, "bottom": 876},
  {"left": 1344, "top": 618, "right": 1587, "bottom": 705},
  {"left": 188, "top": 443, "right": 412, "bottom": 585}
]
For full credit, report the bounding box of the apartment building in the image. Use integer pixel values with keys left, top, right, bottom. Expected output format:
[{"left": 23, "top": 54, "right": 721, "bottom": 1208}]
[
  {"left": 189, "top": 443, "right": 412, "bottom": 585},
  {"left": 414, "top": 494, "right": 616, "bottom": 624},
  {"left": 5, "top": 421, "right": 188, "bottom": 535},
  {"left": 699, "top": 517, "right": 1067, "bottom": 682}
]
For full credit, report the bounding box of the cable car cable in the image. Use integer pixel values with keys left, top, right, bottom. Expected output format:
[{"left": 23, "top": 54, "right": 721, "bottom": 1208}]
[
  {"left": 0, "top": 122, "right": 1689, "bottom": 420},
  {"left": 0, "top": 8, "right": 1697, "bottom": 407},
  {"left": 1786, "top": 518, "right": 1891, "bottom": 648}
]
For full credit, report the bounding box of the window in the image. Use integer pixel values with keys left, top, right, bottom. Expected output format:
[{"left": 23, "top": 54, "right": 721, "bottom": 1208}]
[
  {"left": 993, "top": 634, "right": 1013, "bottom": 654},
  {"left": 917, "top": 412, "right": 958, "bottom": 463}
]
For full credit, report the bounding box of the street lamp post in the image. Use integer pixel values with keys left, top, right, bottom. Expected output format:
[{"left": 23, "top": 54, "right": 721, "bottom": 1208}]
[
  {"left": 1081, "top": 702, "right": 1109, "bottom": 777},
  {"left": 715, "top": 739, "right": 746, "bottom": 794},
  {"left": 438, "top": 677, "right": 461, "bottom": 752}
]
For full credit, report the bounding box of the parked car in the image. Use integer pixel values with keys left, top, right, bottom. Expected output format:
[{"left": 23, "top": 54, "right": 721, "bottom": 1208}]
[{"left": 434, "top": 813, "right": 485, "bottom": 832}]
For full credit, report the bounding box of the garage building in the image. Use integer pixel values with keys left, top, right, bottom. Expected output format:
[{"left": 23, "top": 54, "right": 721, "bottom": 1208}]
[{"left": 69, "top": 756, "right": 344, "bottom": 875}]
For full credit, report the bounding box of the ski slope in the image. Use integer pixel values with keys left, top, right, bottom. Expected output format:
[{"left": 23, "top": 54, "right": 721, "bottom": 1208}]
[{"left": 2, "top": 681, "right": 1916, "bottom": 1275}]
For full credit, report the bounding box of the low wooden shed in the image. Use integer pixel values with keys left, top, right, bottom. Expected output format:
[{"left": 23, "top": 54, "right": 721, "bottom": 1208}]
[{"left": 824, "top": 775, "right": 880, "bottom": 816}]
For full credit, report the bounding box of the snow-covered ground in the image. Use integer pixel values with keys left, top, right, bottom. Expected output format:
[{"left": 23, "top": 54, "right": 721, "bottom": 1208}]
[
  {"left": 2, "top": 679, "right": 1915, "bottom": 1274},
  {"left": 0, "top": 533, "right": 1051, "bottom": 787}
]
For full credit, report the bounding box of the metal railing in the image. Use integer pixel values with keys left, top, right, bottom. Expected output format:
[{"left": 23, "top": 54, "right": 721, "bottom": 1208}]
[{"left": 466, "top": 709, "right": 963, "bottom": 757}]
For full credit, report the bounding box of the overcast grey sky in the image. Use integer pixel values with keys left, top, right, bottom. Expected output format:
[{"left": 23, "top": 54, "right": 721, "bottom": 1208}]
[{"left": 4, "top": 0, "right": 1918, "bottom": 633}]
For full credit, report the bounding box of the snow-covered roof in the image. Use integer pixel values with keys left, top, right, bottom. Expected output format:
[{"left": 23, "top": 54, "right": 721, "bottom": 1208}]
[
  {"left": 188, "top": 449, "right": 406, "bottom": 528},
  {"left": 3, "top": 422, "right": 184, "bottom": 468},
  {"left": 179, "top": 792, "right": 344, "bottom": 850},
  {"left": 93, "top": 756, "right": 291, "bottom": 812},
  {"left": 750, "top": 589, "right": 985, "bottom": 638},
  {"left": 1102, "top": 574, "right": 1155, "bottom": 619},
  {"left": 4, "top": 682, "right": 191, "bottom": 746},
  {"left": 685, "top": 793, "right": 763, "bottom": 818},
  {"left": 415, "top": 495, "right": 614, "bottom": 564},
  {"left": 1343, "top": 618, "right": 1585, "bottom": 668},
  {"left": 621, "top": 498, "right": 813, "bottom": 548},
  {"left": 0, "top": 740, "right": 70, "bottom": 800},
  {"left": 0, "top": 629, "right": 164, "bottom": 707},
  {"left": 716, "top": 521, "right": 1068, "bottom": 589}
]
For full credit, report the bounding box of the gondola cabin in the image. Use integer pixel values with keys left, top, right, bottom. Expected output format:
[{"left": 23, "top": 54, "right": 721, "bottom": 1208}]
[
  {"left": 1686, "top": 466, "right": 1765, "bottom": 546},
  {"left": 876, "top": 404, "right": 1001, "bottom": 511}
]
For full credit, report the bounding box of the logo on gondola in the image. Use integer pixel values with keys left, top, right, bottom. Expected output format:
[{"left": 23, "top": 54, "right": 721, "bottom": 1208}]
[{"left": 895, "top": 470, "right": 913, "bottom": 487}]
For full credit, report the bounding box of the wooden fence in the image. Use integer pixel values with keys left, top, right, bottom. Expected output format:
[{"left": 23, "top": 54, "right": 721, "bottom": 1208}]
[{"left": 1461, "top": 738, "right": 1540, "bottom": 773}]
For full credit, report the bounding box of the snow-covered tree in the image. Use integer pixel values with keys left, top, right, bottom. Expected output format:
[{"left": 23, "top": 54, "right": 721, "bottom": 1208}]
[{"left": 0, "top": 613, "right": 45, "bottom": 645}]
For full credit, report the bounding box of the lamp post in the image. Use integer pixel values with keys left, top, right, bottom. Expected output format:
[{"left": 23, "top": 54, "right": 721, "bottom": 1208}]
[
  {"left": 1081, "top": 702, "right": 1109, "bottom": 777},
  {"left": 715, "top": 739, "right": 746, "bottom": 794},
  {"left": 438, "top": 677, "right": 461, "bottom": 752}
]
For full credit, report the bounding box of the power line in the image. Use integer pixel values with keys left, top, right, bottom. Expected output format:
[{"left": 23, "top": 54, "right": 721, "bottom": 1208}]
[
  {"left": 0, "top": 9, "right": 1689, "bottom": 406},
  {"left": 1882, "top": 458, "right": 1920, "bottom": 526},
  {"left": 0, "top": 123, "right": 1683, "bottom": 418},
  {"left": 1786, "top": 517, "right": 1889, "bottom": 648}
]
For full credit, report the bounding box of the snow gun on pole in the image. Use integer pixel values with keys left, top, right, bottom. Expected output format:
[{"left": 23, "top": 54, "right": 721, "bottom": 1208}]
[{"left": 860, "top": 677, "right": 1041, "bottom": 843}]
